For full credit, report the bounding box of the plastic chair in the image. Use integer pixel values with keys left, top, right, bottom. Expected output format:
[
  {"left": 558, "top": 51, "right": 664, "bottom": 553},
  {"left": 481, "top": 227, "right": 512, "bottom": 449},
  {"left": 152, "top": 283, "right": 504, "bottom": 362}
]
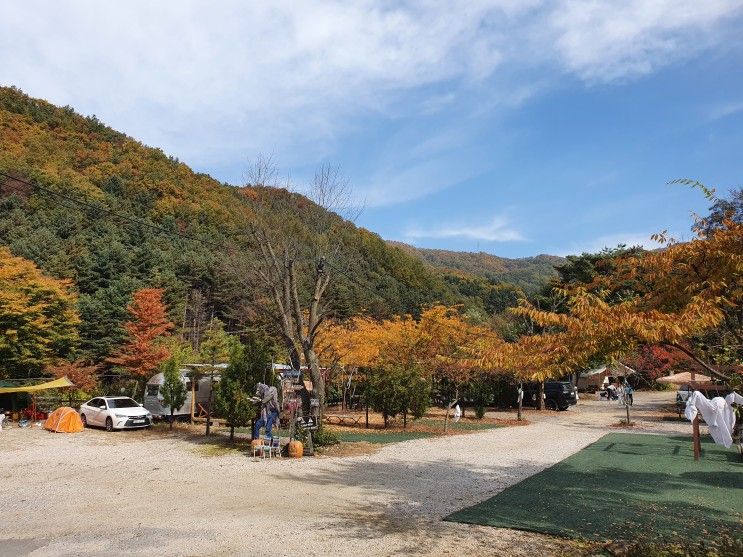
[
  {"left": 270, "top": 436, "right": 281, "bottom": 458},
  {"left": 261, "top": 436, "right": 273, "bottom": 459}
]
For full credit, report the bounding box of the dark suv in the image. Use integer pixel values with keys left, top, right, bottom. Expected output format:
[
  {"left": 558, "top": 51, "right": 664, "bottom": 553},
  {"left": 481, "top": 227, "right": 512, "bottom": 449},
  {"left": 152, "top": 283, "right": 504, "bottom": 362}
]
[{"left": 522, "top": 381, "right": 578, "bottom": 411}]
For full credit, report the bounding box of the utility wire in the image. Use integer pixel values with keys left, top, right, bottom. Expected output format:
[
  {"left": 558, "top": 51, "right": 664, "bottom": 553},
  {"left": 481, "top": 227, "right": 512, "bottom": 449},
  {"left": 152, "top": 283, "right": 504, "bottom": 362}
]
[
  {"left": 1, "top": 172, "right": 505, "bottom": 342},
  {"left": 0, "top": 172, "right": 228, "bottom": 250},
  {"left": 324, "top": 259, "right": 505, "bottom": 342}
]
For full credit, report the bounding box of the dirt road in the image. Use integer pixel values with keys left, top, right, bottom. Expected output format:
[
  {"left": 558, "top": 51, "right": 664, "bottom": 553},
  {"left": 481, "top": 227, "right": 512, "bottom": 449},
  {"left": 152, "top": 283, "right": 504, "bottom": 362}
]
[{"left": 0, "top": 391, "right": 689, "bottom": 557}]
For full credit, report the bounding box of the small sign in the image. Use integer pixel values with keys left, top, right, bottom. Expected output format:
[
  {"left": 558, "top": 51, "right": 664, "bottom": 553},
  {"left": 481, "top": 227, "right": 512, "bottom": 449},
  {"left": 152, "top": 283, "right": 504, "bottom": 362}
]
[{"left": 296, "top": 416, "right": 319, "bottom": 430}]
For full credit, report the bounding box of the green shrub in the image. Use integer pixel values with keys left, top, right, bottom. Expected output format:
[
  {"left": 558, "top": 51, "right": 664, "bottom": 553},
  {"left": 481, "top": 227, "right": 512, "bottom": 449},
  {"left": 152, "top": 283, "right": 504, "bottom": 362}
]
[{"left": 295, "top": 426, "right": 339, "bottom": 447}]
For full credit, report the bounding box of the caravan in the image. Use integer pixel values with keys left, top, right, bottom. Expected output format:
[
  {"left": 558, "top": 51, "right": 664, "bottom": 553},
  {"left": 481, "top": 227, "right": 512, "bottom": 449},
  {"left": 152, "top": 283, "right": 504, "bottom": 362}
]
[{"left": 143, "top": 363, "right": 227, "bottom": 419}]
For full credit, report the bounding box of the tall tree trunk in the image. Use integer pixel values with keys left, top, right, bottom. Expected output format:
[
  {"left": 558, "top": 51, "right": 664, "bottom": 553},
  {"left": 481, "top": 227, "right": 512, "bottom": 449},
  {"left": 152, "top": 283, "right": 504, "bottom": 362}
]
[
  {"left": 517, "top": 381, "right": 523, "bottom": 421},
  {"left": 625, "top": 400, "right": 631, "bottom": 425},
  {"left": 304, "top": 347, "right": 325, "bottom": 419},
  {"left": 537, "top": 380, "right": 545, "bottom": 411},
  {"left": 444, "top": 386, "right": 459, "bottom": 433},
  {"left": 169, "top": 409, "right": 174, "bottom": 430}
]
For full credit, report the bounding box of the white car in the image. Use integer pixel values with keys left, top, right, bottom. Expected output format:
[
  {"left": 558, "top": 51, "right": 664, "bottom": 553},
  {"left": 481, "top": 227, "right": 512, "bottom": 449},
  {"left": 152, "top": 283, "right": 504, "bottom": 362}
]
[{"left": 79, "top": 396, "right": 153, "bottom": 431}]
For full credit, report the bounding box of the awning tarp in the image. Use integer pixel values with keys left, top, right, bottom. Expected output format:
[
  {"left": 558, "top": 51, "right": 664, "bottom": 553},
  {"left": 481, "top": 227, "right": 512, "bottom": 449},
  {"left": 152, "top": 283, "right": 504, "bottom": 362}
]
[
  {"left": 657, "top": 372, "right": 712, "bottom": 385},
  {"left": 0, "top": 376, "right": 75, "bottom": 394},
  {"left": 583, "top": 366, "right": 608, "bottom": 377}
]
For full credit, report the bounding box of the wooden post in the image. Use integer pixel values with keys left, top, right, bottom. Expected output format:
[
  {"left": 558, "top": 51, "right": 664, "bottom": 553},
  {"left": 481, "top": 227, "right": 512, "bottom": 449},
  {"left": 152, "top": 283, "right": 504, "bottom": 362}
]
[
  {"left": 692, "top": 415, "right": 701, "bottom": 461},
  {"left": 205, "top": 367, "right": 214, "bottom": 436},
  {"left": 190, "top": 371, "right": 196, "bottom": 424}
]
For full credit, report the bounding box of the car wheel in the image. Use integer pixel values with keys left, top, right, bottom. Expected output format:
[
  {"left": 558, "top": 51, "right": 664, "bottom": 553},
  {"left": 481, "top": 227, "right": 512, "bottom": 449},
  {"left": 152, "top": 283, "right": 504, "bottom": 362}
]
[
  {"left": 546, "top": 399, "right": 558, "bottom": 411},
  {"left": 105, "top": 417, "right": 113, "bottom": 432},
  {"left": 80, "top": 414, "right": 87, "bottom": 427}
]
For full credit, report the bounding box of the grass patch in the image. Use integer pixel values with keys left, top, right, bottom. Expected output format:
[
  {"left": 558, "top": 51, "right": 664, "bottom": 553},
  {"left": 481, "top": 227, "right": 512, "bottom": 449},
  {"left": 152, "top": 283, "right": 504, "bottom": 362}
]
[
  {"left": 446, "top": 433, "right": 743, "bottom": 544},
  {"left": 333, "top": 430, "right": 436, "bottom": 444},
  {"left": 415, "top": 418, "right": 503, "bottom": 431},
  {"left": 194, "top": 440, "right": 247, "bottom": 457}
]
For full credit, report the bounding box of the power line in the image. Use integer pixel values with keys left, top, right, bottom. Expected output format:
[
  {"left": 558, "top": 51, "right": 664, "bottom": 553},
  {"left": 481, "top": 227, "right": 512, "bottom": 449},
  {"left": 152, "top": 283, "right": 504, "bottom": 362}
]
[
  {"left": 324, "top": 259, "right": 505, "bottom": 342},
  {"left": 0, "top": 172, "right": 229, "bottom": 250},
  {"left": 2, "top": 172, "right": 504, "bottom": 342}
]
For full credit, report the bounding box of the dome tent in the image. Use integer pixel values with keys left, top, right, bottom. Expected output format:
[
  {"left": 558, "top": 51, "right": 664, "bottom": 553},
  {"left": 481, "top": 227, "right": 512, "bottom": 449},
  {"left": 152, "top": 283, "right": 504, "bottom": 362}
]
[{"left": 44, "top": 406, "right": 84, "bottom": 433}]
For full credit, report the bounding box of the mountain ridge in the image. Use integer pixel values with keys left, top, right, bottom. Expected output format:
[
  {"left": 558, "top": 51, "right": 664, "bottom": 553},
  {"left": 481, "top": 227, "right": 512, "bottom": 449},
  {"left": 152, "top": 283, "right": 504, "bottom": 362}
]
[{"left": 389, "top": 241, "right": 563, "bottom": 293}]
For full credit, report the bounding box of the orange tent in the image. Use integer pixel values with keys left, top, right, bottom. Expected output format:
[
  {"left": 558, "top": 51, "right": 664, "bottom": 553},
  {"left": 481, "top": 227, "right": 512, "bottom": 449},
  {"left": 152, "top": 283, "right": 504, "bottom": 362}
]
[{"left": 44, "top": 407, "right": 84, "bottom": 433}]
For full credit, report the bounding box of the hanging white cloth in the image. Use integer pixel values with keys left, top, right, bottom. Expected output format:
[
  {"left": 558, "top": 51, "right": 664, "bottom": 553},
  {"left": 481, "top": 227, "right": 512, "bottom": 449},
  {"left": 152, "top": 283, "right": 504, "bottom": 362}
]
[
  {"left": 685, "top": 391, "right": 736, "bottom": 449},
  {"left": 453, "top": 404, "right": 461, "bottom": 423},
  {"left": 725, "top": 391, "right": 743, "bottom": 406}
]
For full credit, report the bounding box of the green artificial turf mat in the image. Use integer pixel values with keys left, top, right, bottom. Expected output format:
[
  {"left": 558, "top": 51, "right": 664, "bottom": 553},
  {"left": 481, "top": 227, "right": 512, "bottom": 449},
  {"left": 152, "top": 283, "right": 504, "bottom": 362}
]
[{"left": 446, "top": 433, "right": 743, "bottom": 542}]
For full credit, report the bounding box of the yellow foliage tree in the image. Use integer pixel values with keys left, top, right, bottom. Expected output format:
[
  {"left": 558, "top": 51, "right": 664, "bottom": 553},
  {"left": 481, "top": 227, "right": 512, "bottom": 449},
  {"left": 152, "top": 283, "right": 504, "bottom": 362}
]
[{"left": 0, "top": 247, "right": 79, "bottom": 378}]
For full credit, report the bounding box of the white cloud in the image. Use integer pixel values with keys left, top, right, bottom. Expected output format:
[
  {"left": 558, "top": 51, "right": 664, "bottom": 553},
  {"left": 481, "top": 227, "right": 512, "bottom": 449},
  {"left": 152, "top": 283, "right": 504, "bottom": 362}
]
[
  {"left": 547, "top": 0, "right": 743, "bottom": 82},
  {"left": 708, "top": 100, "right": 743, "bottom": 121},
  {"left": 556, "top": 232, "right": 661, "bottom": 256},
  {"left": 406, "top": 215, "right": 525, "bottom": 242},
  {"left": 0, "top": 0, "right": 741, "bottom": 199}
]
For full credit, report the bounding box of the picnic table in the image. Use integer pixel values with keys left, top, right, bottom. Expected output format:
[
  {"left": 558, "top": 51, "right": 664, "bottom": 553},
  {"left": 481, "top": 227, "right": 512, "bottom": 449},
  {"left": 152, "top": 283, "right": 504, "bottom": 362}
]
[{"left": 324, "top": 414, "right": 361, "bottom": 426}]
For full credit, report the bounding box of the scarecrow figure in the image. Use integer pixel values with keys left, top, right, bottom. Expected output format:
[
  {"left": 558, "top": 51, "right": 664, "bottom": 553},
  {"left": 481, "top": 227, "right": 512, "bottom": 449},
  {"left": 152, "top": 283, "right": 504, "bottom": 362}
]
[{"left": 251, "top": 383, "right": 279, "bottom": 439}]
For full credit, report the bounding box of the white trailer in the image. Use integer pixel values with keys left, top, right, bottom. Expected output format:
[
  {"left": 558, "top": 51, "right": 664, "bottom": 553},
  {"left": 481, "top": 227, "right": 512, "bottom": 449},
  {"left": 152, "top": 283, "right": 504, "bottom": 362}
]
[{"left": 144, "top": 363, "right": 227, "bottom": 419}]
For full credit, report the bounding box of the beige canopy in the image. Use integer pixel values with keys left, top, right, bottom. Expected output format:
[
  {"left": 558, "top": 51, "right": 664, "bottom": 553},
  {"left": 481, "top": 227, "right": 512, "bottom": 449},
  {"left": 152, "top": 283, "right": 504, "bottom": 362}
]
[
  {"left": 656, "top": 371, "right": 711, "bottom": 385},
  {"left": 0, "top": 376, "right": 74, "bottom": 394}
]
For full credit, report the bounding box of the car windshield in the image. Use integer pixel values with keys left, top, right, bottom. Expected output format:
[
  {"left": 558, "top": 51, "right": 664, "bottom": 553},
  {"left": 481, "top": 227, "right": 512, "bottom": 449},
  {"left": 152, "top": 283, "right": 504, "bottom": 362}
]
[{"left": 107, "top": 398, "right": 139, "bottom": 409}]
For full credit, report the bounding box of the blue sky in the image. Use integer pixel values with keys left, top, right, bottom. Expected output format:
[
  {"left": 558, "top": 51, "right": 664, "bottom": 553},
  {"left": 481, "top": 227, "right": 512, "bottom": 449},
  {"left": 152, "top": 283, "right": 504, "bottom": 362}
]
[{"left": 1, "top": 1, "right": 742, "bottom": 257}]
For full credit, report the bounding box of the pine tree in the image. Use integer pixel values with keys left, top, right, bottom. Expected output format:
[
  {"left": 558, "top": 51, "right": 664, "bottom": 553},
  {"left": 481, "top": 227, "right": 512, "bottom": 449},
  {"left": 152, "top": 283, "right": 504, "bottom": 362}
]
[
  {"left": 215, "top": 335, "right": 271, "bottom": 441},
  {"left": 160, "top": 348, "right": 188, "bottom": 429}
]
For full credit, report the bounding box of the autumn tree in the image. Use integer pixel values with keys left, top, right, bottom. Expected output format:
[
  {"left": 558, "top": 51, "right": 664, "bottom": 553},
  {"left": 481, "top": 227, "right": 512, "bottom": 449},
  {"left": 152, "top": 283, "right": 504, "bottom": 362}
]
[
  {"left": 48, "top": 360, "right": 100, "bottom": 394},
  {"left": 0, "top": 247, "right": 79, "bottom": 378},
  {"left": 239, "top": 156, "right": 358, "bottom": 415},
  {"left": 318, "top": 305, "right": 497, "bottom": 428},
  {"left": 108, "top": 288, "right": 173, "bottom": 397}
]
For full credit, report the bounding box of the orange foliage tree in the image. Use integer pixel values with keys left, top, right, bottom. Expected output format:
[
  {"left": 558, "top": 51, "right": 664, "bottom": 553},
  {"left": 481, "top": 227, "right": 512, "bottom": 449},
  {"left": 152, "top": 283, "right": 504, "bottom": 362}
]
[
  {"left": 478, "top": 186, "right": 742, "bottom": 395},
  {"left": 108, "top": 288, "right": 174, "bottom": 396},
  {"left": 318, "top": 306, "right": 499, "bottom": 427}
]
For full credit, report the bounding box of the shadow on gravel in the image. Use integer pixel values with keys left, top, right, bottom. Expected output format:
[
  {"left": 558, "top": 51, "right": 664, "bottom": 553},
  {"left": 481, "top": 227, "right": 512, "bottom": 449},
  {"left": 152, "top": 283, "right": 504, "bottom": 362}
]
[{"left": 279, "top": 454, "right": 547, "bottom": 551}]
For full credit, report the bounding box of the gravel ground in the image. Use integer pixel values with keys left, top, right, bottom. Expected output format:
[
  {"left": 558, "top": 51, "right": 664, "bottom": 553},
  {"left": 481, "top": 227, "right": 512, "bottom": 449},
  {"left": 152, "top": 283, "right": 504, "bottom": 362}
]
[{"left": 0, "top": 391, "right": 691, "bottom": 557}]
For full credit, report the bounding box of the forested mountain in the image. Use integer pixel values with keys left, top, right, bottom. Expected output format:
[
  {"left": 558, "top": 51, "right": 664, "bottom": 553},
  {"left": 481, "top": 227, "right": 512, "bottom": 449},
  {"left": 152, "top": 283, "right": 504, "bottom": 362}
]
[
  {"left": 0, "top": 87, "right": 460, "bottom": 367},
  {"left": 389, "top": 242, "right": 563, "bottom": 294}
]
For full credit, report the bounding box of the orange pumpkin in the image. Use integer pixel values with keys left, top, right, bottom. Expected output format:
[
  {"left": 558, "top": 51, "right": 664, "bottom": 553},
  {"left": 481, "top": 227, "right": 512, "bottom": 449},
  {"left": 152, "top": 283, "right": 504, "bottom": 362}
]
[{"left": 288, "top": 440, "right": 303, "bottom": 458}]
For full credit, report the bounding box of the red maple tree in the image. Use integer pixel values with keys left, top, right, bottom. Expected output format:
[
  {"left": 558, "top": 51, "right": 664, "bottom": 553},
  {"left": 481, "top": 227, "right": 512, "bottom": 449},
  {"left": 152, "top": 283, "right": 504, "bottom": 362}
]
[
  {"left": 108, "top": 288, "right": 174, "bottom": 389},
  {"left": 624, "top": 344, "right": 702, "bottom": 383},
  {"left": 49, "top": 360, "right": 101, "bottom": 393}
]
